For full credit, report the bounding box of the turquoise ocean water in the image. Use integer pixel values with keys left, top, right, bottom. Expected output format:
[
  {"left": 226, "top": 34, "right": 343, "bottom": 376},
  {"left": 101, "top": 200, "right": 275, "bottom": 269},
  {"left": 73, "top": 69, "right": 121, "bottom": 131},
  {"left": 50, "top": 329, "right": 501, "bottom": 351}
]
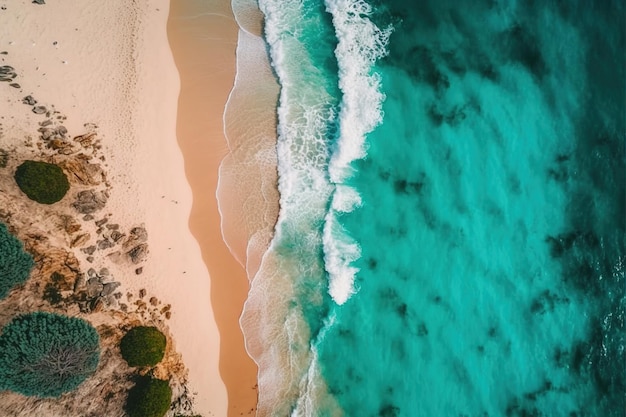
[{"left": 238, "top": 0, "right": 625, "bottom": 415}]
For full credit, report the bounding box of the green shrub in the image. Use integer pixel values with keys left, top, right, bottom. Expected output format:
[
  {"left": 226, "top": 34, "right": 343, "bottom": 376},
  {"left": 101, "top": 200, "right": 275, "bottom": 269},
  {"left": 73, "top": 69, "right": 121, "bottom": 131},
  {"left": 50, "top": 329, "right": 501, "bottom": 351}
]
[
  {"left": 120, "top": 326, "right": 166, "bottom": 367},
  {"left": 0, "top": 222, "right": 34, "bottom": 299},
  {"left": 14, "top": 160, "right": 70, "bottom": 204},
  {"left": 125, "top": 376, "right": 172, "bottom": 417},
  {"left": 0, "top": 312, "right": 100, "bottom": 397}
]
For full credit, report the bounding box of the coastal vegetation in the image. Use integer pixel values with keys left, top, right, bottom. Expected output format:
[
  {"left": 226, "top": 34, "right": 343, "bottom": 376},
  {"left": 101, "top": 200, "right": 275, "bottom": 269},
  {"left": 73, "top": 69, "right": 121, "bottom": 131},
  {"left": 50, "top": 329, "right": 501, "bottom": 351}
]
[
  {"left": 0, "top": 221, "right": 34, "bottom": 299},
  {"left": 125, "top": 375, "right": 172, "bottom": 417},
  {"left": 0, "top": 43, "right": 195, "bottom": 417},
  {"left": 0, "top": 312, "right": 100, "bottom": 397},
  {"left": 14, "top": 160, "right": 70, "bottom": 204},
  {"left": 120, "top": 326, "right": 167, "bottom": 367}
]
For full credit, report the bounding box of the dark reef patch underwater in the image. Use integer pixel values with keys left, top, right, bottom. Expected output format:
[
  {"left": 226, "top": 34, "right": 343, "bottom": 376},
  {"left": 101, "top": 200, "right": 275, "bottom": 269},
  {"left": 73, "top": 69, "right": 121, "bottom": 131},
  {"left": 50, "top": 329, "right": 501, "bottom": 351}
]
[{"left": 254, "top": 0, "right": 625, "bottom": 415}]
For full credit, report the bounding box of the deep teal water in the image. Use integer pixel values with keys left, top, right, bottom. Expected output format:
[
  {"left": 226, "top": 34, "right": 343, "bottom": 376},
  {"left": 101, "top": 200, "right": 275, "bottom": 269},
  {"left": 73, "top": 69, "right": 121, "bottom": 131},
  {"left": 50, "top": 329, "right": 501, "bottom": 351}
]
[{"left": 253, "top": 0, "right": 625, "bottom": 415}]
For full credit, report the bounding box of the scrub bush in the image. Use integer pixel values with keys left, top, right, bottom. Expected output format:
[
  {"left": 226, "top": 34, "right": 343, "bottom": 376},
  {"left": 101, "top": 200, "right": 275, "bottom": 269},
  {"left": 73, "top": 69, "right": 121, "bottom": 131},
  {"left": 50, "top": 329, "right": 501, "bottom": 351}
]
[
  {"left": 0, "top": 312, "right": 100, "bottom": 397},
  {"left": 0, "top": 222, "right": 34, "bottom": 299},
  {"left": 125, "top": 376, "right": 172, "bottom": 417},
  {"left": 14, "top": 160, "right": 70, "bottom": 204},
  {"left": 120, "top": 326, "right": 166, "bottom": 367}
]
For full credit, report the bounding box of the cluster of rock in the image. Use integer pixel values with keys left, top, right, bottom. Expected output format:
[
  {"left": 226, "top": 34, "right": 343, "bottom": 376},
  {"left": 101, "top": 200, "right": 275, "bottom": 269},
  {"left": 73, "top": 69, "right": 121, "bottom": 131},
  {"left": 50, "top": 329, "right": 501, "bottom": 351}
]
[
  {"left": 123, "top": 289, "right": 172, "bottom": 320},
  {"left": 77, "top": 220, "right": 149, "bottom": 267},
  {"left": 73, "top": 190, "right": 109, "bottom": 215},
  {"left": 22, "top": 92, "right": 52, "bottom": 115},
  {"left": 0, "top": 64, "right": 19, "bottom": 88},
  {"left": 29, "top": 106, "right": 101, "bottom": 156},
  {"left": 73, "top": 267, "right": 121, "bottom": 313},
  {"left": 38, "top": 124, "right": 74, "bottom": 154},
  {"left": 21, "top": 95, "right": 49, "bottom": 116}
]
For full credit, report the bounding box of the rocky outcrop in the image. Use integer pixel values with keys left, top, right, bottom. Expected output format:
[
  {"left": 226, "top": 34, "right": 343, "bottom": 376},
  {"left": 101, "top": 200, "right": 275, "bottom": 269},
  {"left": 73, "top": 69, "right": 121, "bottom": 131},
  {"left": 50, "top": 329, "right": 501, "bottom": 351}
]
[
  {"left": 72, "top": 267, "right": 122, "bottom": 313},
  {"left": 117, "top": 226, "right": 149, "bottom": 264},
  {"left": 61, "top": 158, "right": 104, "bottom": 185},
  {"left": 74, "top": 132, "right": 97, "bottom": 148},
  {"left": 70, "top": 233, "right": 90, "bottom": 248},
  {"left": 72, "top": 190, "right": 108, "bottom": 214}
]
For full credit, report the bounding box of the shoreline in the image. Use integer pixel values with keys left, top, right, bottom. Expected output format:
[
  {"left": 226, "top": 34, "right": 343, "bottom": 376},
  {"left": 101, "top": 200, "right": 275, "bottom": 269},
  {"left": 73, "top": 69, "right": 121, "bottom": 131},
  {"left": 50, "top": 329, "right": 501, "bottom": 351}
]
[{"left": 167, "top": 1, "right": 260, "bottom": 415}]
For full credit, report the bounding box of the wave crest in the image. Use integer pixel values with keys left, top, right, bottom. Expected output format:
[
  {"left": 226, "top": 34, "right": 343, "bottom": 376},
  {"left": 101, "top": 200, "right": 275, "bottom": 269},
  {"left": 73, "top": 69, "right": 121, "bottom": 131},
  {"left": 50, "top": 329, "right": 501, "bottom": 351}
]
[{"left": 323, "top": 0, "right": 391, "bottom": 305}]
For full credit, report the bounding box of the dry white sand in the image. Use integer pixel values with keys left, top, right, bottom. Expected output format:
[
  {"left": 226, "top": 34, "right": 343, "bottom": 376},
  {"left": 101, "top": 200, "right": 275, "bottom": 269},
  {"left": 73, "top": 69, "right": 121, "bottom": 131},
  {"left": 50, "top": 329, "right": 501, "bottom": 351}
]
[{"left": 0, "top": 1, "right": 227, "bottom": 415}]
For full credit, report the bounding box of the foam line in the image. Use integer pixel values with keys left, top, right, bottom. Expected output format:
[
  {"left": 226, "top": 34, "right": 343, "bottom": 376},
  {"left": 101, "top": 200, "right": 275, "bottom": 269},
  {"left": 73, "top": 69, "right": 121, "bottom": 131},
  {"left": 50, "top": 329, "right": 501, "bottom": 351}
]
[{"left": 323, "top": 0, "right": 391, "bottom": 305}]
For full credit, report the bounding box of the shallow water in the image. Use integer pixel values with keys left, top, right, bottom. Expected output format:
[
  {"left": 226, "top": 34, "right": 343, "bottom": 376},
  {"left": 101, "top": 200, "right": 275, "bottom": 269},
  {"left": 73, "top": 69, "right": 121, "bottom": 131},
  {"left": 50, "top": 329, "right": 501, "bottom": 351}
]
[{"left": 241, "top": 0, "right": 625, "bottom": 415}]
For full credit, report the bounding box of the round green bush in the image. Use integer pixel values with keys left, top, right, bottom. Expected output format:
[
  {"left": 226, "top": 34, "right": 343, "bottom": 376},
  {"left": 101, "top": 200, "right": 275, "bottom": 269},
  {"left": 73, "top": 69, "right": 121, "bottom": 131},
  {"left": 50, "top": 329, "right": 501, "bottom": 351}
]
[
  {"left": 14, "top": 160, "right": 70, "bottom": 204},
  {"left": 0, "top": 222, "right": 34, "bottom": 299},
  {"left": 125, "top": 376, "right": 172, "bottom": 417},
  {"left": 120, "top": 326, "right": 166, "bottom": 367},
  {"left": 0, "top": 312, "right": 100, "bottom": 397}
]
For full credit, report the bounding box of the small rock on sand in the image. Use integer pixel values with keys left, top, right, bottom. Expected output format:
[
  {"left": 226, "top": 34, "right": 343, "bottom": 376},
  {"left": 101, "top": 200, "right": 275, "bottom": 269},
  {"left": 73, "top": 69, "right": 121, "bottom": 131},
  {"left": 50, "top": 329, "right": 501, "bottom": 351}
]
[{"left": 23, "top": 95, "right": 37, "bottom": 105}]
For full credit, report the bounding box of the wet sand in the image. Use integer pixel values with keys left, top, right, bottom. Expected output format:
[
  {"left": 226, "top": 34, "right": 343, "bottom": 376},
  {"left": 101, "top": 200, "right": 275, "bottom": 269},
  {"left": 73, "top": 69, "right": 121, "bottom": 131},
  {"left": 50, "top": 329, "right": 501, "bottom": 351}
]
[{"left": 167, "top": 1, "right": 259, "bottom": 415}]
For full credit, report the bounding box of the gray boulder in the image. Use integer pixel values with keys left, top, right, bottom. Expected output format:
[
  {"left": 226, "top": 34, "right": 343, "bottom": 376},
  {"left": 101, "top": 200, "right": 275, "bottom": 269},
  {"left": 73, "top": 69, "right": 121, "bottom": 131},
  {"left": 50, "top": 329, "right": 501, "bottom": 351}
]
[{"left": 72, "top": 190, "right": 108, "bottom": 214}]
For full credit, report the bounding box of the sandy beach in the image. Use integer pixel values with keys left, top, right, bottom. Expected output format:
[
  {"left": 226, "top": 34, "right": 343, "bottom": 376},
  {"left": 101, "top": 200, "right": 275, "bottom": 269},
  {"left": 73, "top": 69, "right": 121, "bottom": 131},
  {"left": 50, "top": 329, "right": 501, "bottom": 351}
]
[
  {"left": 0, "top": 0, "right": 253, "bottom": 415},
  {"left": 167, "top": 1, "right": 262, "bottom": 415}
]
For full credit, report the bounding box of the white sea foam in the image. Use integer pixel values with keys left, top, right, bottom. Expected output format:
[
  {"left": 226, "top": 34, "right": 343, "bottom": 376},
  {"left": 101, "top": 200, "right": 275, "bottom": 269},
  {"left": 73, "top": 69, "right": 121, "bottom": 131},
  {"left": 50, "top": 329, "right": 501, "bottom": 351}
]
[
  {"left": 323, "top": 210, "right": 362, "bottom": 305},
  {"left": 324, "top": 0, "right": 391, "bottom": 183},
  {"left": 240, "top": 0, "right": 344, "bottom": 414},
  {"left": 323, "top": 0, "right": 391, "bottom": 305},
  {"left": 291, "top": 313, "right": 345, "bottom": 417}
]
